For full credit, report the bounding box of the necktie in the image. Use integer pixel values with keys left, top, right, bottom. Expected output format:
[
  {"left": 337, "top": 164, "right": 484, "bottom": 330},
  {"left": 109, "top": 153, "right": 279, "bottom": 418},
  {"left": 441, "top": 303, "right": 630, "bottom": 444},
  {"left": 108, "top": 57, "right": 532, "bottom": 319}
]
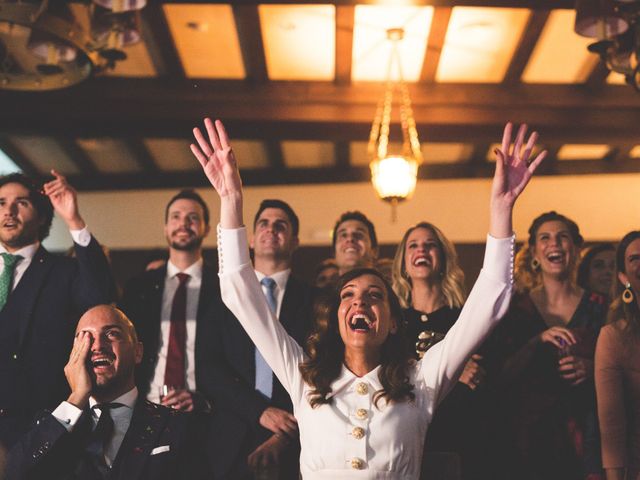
[
  {"left": 0, "top": 253, "right": 22, "bottom": 310},
  {"left": 86, "top": 403, "right": 123, "bottom": 468},
  {"left": 255, "top": 277, "right": 277, "bottom": 399},
  {"left": 164, "top": 273, "right": 190, "bottom": 389}
]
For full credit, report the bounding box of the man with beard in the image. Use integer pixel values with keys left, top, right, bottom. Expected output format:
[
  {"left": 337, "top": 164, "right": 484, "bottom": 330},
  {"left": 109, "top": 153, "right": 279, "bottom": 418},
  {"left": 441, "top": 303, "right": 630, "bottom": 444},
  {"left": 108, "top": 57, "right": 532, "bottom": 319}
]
[
  {"left": 120, "top": 189, "right": 216, "bottom": 412},
  {"left": 209, "top": 199, "right": 315, "bottom": 479},
  {"left": 6, "top": 305, "right": 207, "bottom": 480},
  {"left": 0, "top": 172, "right": 113, "bottom": 450}
]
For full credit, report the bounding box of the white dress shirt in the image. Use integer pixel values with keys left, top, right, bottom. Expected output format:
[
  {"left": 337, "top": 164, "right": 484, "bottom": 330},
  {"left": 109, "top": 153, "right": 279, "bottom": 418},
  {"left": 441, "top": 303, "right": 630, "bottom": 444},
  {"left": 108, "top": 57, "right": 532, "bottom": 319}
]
[
  {"left": 147, "top": 259, "right": 202, "bottom": 403},
  {"left": 217, "top": 225, "right": 514, "bottom": 480},
  {"left": 52, "top": 387, "right": 138, "bottom": 467},
  {"left": 0, "top": 227, "right": 91, "bottom": 290}
]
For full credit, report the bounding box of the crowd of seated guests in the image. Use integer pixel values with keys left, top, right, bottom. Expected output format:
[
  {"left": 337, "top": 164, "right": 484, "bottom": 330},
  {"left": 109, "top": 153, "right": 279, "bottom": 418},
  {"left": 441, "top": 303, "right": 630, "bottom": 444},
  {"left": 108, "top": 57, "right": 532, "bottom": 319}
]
[{"left": 0, "top": 165, "right": 638, "bottom": 480}]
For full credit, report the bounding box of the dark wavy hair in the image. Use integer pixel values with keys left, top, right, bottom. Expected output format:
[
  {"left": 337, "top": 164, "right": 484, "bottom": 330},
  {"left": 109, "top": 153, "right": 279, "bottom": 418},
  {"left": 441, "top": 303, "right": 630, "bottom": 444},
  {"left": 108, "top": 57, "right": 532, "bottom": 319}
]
[
  {"left": 608, "top": 231, "right": 640, "bottom": 341},
  {"left": 300, "top": 268, "right": 414, "bottom": 408},
  {"left": 576, "top": 243, "right": 615, "bottom": 292},
  {"left": 0, "top": 173, "right": 53, "bottom": 241}
]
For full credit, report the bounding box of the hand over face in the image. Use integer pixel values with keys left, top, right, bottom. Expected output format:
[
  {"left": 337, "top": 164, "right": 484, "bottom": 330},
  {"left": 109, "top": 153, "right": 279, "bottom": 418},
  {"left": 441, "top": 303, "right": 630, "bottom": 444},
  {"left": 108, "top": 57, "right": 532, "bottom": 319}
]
[{"left": 64, "top": 331, "right": 93, "bottom": 408}]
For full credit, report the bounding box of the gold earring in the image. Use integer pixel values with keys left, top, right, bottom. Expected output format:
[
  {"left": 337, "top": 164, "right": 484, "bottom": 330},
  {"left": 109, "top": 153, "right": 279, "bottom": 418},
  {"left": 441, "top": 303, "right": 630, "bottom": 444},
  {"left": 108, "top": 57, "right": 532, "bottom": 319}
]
[
  {"left": 531, "top": 258, "right": 540, "bottom": 271},
  {"left": 622, "top": 283, "right": 634, "bottom": 304}
]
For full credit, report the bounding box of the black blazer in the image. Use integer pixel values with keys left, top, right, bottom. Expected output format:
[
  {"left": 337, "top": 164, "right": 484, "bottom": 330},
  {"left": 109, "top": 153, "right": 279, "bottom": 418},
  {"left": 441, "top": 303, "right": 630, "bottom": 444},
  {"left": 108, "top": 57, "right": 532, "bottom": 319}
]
[
  {"left": 119, "top": 263, "right": 220, "bottom": 401},
  {"left": 0, "top": 238, "right": 114, "bottom": 448},
  {"left": 202, "top": 274, "right": 315, "bottom": 442},
  {"left": 5, "top": 399, "right": 208, "bottom": 480}
]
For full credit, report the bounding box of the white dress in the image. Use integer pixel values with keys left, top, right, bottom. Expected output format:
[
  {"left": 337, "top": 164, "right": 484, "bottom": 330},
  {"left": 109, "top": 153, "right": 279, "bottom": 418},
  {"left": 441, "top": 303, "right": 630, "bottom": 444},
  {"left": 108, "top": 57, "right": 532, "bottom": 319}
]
[{"left": 217, "top": 226, "right": 514, "bottom": 479}]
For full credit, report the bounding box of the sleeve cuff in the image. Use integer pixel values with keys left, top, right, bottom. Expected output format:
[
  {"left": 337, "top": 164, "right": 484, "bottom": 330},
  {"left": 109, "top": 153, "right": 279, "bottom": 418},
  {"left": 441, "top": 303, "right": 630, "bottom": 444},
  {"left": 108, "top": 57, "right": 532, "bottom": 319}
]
[
  {"left": 217, "top": 225, "right": 251, "bottom": 274},
  {"left": 51, "top": 401, "right": 83, "bottom": 432},
  {"left": 70, "top": 227, "right": 91, "bottom": 247},
  {"left": 482, "top": 233, "right": 515, "bottom": 284}
]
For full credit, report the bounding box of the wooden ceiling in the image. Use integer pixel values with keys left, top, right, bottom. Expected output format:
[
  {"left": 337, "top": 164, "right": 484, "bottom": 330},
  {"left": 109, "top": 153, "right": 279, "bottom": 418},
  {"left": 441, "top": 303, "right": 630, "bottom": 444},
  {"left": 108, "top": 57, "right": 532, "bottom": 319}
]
[{"left": 0, "top": 0, "right": 639, "bottom": 191}]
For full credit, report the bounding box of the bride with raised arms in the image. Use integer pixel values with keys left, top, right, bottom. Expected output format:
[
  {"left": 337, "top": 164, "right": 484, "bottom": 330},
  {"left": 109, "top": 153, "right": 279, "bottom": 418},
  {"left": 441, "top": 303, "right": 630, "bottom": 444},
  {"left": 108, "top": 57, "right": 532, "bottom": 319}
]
[{"left": 190, "top": 119, "right": 546, "bottom": 479}]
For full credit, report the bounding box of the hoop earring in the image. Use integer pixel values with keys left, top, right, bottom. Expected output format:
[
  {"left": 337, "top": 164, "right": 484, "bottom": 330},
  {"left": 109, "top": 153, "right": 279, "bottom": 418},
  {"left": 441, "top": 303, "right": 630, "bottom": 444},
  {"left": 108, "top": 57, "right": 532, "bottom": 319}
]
[
  {"left": 622, "top": 283, "right": 634, "bottom": 304},
  {"left": 531, "top": 258, "right": 541, "bottom": 271}
]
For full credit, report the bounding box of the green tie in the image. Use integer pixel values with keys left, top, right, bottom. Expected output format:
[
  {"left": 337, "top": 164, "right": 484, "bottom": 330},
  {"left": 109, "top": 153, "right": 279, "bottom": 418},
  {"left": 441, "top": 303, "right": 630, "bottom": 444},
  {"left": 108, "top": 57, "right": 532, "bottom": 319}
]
[{"left": 0, "top": 253, "right": 22, "bottom": 310}]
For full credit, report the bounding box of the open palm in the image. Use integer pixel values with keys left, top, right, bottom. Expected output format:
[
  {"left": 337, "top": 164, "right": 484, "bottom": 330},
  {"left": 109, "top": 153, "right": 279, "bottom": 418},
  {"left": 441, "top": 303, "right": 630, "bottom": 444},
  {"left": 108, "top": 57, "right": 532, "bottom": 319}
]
[
  {"left": 191, "top": 118, "right": 242, "bottom": 198},
  {"left": 492, "top": 123, "right": 546, "bottom": 209}
]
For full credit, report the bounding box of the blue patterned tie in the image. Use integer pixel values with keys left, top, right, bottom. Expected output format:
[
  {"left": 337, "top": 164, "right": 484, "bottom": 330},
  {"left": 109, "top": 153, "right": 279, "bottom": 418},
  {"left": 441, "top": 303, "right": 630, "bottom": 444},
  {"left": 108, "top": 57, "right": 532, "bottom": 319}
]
[
  {"left": 255, "top": 277, "right": 277, "bottom": 398},
  {"left": 0, "top": 253, "right": 22, "bottom": 310}
]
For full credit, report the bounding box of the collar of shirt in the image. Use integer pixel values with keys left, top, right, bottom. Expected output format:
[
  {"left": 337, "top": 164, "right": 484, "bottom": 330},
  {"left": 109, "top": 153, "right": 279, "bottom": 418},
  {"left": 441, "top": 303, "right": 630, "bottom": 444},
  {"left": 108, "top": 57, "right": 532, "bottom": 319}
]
[
  {"left": 254, "top": 268, "right": 290, "bottom": 292},
  {"left": 89, "top": 386, "right": 138, "bottom": 414},
  {"left": 326, "top": 364, "right": 383, "bottom": 400},
  {"left": 0, "top": 241, "right": 39, "bottom": 263},
  {"left": 166, "top": 257, "right": 203, "bottom": 283}
]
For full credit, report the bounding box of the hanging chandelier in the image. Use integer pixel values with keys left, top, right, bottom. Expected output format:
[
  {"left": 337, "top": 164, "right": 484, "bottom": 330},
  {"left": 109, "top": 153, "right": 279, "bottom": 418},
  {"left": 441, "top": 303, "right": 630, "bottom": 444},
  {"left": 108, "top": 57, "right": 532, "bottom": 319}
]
[
  {"left": 574, "top": 0, "right": 640, "bottom": 91},
  {"left": 368, "top": 27, "right": 423, "bottom": 222},
  {"left": 0, "top": 0, "right": 146, "bottom": 91}
]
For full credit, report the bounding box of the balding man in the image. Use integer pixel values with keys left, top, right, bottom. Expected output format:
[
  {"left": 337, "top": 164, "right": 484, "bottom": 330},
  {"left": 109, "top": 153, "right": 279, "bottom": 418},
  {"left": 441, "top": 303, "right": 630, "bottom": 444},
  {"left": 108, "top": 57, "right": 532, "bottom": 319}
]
[{"left": 6, "top": 305, "right": 207, "bottom": 480}]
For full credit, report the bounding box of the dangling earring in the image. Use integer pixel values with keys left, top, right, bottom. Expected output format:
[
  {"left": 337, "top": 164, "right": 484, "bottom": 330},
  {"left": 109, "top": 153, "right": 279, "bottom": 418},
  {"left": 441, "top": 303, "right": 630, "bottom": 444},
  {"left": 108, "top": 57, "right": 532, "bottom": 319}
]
[
  {"left": 531, "top": 258, "right": 541, "bottom": 271},
  {"left": 622, "top": 283, "right": 634, "bottom": 304}
]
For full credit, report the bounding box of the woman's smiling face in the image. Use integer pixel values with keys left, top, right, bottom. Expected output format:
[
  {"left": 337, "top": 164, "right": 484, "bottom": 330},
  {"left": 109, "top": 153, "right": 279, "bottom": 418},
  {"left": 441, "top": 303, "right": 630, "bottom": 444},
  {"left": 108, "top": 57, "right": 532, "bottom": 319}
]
[{"left": 337, "top": 273, "right": 397, "bottom": 352}]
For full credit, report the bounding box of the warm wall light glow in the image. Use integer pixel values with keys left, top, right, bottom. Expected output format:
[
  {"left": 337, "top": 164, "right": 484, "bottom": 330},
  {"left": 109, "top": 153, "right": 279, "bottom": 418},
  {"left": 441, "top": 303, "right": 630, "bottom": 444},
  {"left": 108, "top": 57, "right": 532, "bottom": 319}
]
[
  {"left": 352, "top": 6, "right": 432, "bottom": 82},
  {"left": 370, "top": 156, "right": 418, "bottom": 200},
  {"left": 523, "top": 10, "right": 598, "bottom": 83},
  {"left": 437, "top": 7, "right": 530, "bottom": 83},
  {"left": 260, "top": 5, "right": 335, "bottom": 80},
  {"left": 607, "top": 71, "right": 627, "bottom": 85},
  {"left": 630, "top": 146, "right": 640, "bottom": 159}
]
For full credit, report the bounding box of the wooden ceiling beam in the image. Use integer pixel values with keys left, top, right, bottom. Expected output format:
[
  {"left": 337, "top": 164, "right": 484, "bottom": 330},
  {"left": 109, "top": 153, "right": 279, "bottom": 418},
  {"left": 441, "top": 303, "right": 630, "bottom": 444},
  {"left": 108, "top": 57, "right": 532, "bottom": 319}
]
[
  {"left": 335, "top": 5, "right": 355, "bottom": 85},
  {"left": 503, "top": 11, "right": 549, "bottom": 85},
  {"left": 141, "top": 4, "right": 185, "bottom": 77},
  {"left": 1, "top": 79, "right": 639, "bottom": 144},
  {"left": 63, "top": 155, "right": 640, "bottom": 192},
  {"left": 0, "top": 136, "right": 40, "bottom": 177},
  {"left": 156, "top": 1, "right": 574, "bottom": 9},
  {"left": 124, "top": 139, "right": 159, "bottom": 173},
  {"left": 232, "top": 5, "right": 269, "bottom": 83},
  {"left": 420, "top": 7, "right": 451, "bottom": 83},
  {"left": 56, "top": 138, "right": 99, "bottom": 175}
]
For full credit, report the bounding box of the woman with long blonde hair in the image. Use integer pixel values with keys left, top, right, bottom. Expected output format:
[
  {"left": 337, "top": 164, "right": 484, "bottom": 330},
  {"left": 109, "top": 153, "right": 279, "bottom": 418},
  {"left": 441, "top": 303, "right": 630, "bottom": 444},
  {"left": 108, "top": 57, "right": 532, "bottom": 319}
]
[{"left": 392, "top": 222, "right": 487, "bottom": 479}]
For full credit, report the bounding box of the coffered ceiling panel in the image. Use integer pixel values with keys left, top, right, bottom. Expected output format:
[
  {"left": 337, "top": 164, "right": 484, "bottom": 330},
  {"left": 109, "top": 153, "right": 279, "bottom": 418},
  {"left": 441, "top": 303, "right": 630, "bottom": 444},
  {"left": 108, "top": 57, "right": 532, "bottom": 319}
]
[
  {"left": 163, "top": 4, "right": 245, "bottom": 79},
  {"left": 352, "top": 5, "right": 433, "bottom": 82},
  {"left": 282, "top": 141, "right": 335, "bottom": 168},
  {"left": 422, "top": 143, "right": 474, "bottom": 164},
  {"left": 523, "top": 9, "right": 598, "bottom": 83},
  {"left": 76, "top": 138, "right": 140, "bottom": 173},
  {"left": 144, "top": 138, "right": 196, "bottom": 171},
  {"left": 10, "top": 136, "right": 80, "bottom": 175},
  {"left": 233, "top": 140, "right": 270, "bottom": 170},
  {"left": 436, "top": 7, "right": 530, "bottom": 83},
  {"left": 260, "top": 5, "right": 335, "bottom": 81},
  {"left": 557, "top": 144, "right": 611, "bottom": 161}
]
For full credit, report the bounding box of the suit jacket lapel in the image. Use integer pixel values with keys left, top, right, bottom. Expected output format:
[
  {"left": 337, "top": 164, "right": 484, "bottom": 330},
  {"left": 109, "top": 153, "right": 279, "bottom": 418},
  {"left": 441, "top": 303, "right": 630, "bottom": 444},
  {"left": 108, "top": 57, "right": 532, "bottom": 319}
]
[
  {"left": 14, "top": 247, "right": 55, "bottom": 348},
  {"left": 113, "top": 400, "right": 167, "bottom": 480},
  {"left": 144, "top": 267, "right": 166, "bottom": 362}
]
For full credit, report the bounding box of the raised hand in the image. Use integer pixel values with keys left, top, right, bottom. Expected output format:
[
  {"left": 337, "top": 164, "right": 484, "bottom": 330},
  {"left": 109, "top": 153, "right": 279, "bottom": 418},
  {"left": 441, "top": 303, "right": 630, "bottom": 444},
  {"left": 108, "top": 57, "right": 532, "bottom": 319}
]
[
  {"left": 489, "top": 122, "right": 546, "bottom": 238},
  {"left": 43, "top": 169, "right": 85, "bottom": 230},
  {"left": 492, "top": 122, "right": 546, "bottom": 209},
  {"left": 190, "top": 118, "right": 243, "bottom": 228},
  {"left": 191, "top": 118, "right": 242, "bottom": 198}
]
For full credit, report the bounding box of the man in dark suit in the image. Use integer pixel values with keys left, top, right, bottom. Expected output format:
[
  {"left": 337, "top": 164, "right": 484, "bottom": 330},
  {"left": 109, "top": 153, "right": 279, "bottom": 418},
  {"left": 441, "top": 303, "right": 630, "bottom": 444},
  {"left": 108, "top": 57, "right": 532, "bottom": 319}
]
[
  {"left": 6, "top": 304, "right": 207, "bottom": 480},
  {"left": 208, "top": 199, "right": 315, "bottom": 479},
  {"left": 119, "top": 190, "right": 244, "bottom": 478},
  {"left": 0, "top": 172, "right": 113, "bottom": 449}
]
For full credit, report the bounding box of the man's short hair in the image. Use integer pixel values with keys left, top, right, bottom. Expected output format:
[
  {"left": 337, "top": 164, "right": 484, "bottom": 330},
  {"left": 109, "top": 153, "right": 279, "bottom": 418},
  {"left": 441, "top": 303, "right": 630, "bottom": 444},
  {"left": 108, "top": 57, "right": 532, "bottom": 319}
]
[
  {"left": 165, "top": 189, "right": 210, "bottom": 226},
  {"left": 0, "top": 173, "right": 53, "bottom": 241},
  {"left": 331, "top": 211, "right": 378, "bottom": 251},
  {"left": 253, "top": 199, "right": 299, "bottom": 237}
]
